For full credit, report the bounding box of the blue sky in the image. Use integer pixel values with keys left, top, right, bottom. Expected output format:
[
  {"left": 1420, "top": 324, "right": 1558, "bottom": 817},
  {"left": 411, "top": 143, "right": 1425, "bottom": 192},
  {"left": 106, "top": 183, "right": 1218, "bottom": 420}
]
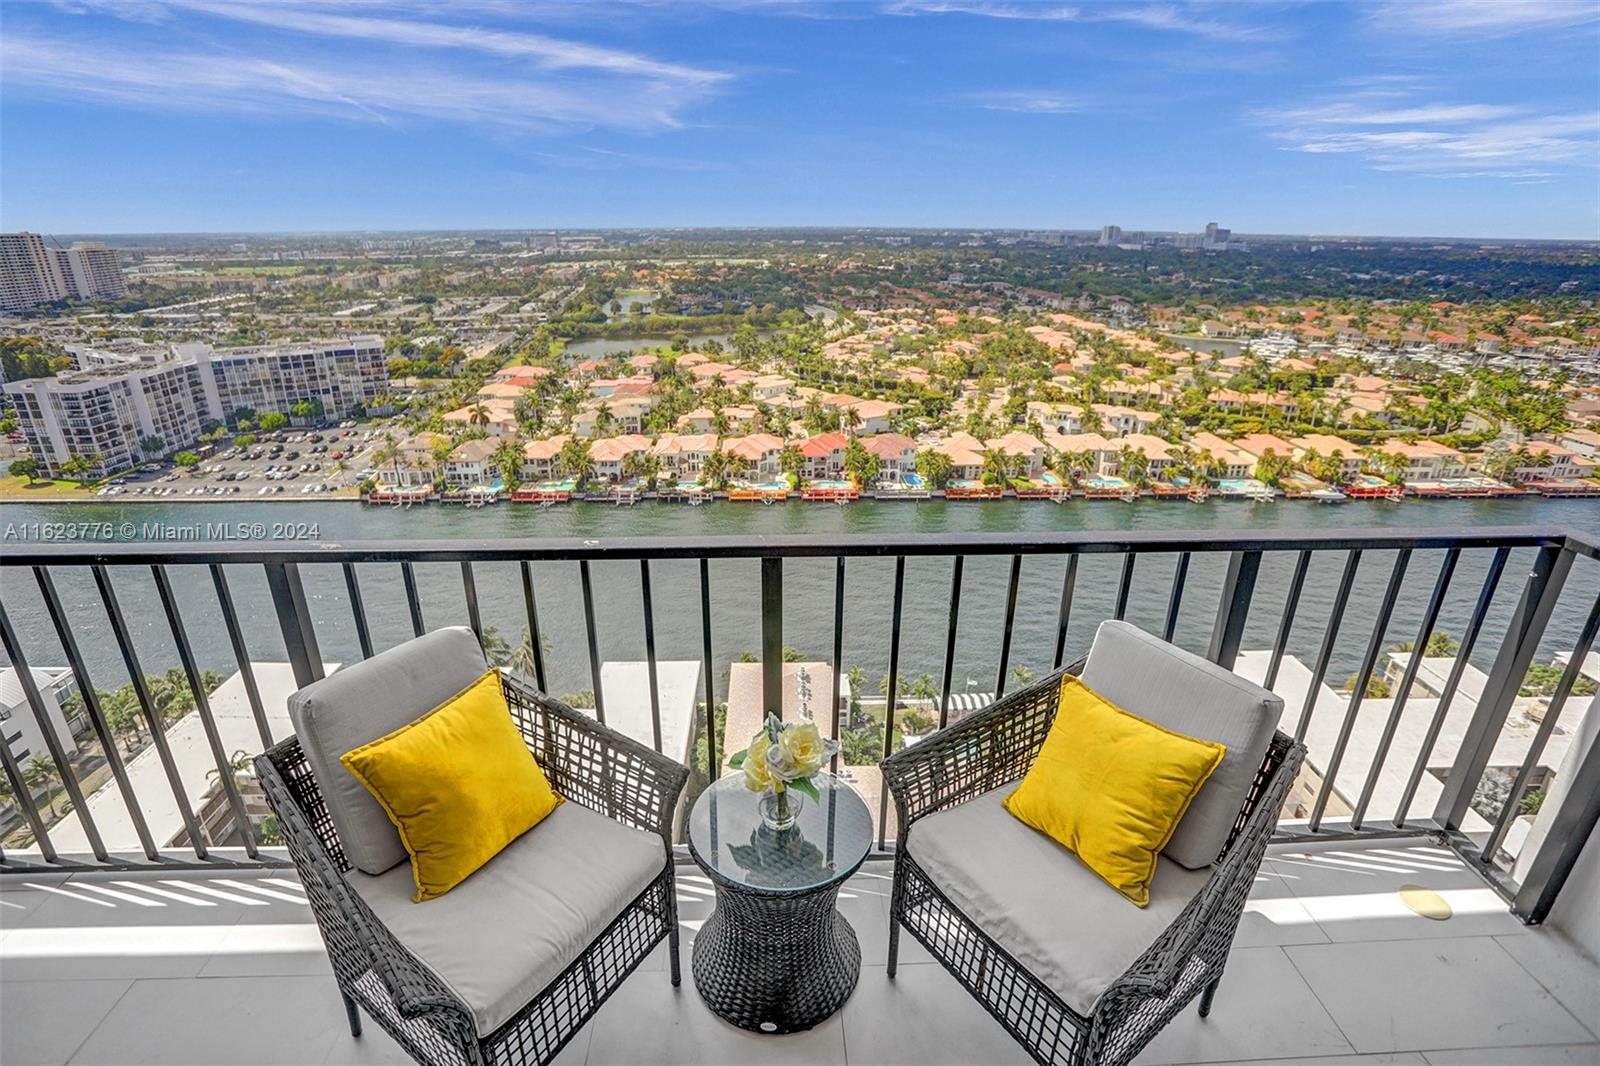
[{"left": 2, "top": 1, "right": 1597, "bottom": 238}]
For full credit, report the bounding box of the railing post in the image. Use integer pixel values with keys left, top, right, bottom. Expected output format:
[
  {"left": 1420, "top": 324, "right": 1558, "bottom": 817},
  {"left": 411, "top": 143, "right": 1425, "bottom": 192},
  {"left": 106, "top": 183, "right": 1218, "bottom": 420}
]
[
  {"left": 1511, "top": 697, "right": 1600, "bottom": 923},
  {"left": 0, "top": 599, "right": 105, "bottom": 860},
  {"left": 1208, "top": 550, "right": 1261, "bottom": 669},
  {"left": 1434, "top": 543, "right": 1571, "bottom": 831},
  {"left": 266, "top": 562, "right": 324, "bottom": 690},
  {"left": 761, "top": 557, "right": 783, "bottom": 719}
]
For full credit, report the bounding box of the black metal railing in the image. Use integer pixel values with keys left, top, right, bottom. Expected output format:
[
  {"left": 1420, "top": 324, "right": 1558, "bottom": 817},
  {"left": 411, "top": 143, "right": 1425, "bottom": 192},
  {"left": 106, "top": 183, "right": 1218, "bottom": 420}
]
[{"left": 0, "top": 525, "right": 1596, "bottom": 924}]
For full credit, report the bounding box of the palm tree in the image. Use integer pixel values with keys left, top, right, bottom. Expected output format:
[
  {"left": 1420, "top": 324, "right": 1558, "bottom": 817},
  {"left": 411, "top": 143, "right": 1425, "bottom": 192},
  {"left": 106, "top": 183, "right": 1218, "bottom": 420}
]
[
  {"left": 24, "top": 756, "right": 59, "bottom": 817},
  {"left": 205, "top": 750, "right": 257, "bottom": 795},
  {"left": 509, "top": 626, "right": 552, "bottom": 682},
  {"left": 980, "top": 448, "right": 1011, "bottom": 486},
  {"left": 558, "top": 439, "right": 592, "bottom": 484}
]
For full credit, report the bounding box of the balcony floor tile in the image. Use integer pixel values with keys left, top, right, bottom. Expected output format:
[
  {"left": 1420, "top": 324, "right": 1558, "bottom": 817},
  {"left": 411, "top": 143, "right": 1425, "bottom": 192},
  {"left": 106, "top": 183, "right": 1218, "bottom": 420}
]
[
  {"left": 1284, "top": 936, "right": 1594, "bottom": 1054},
  {"left": 67, "top": 974, "right": 356, "bottom": 1065},
  {"left": 583, "top": 964, "right": 847, "bottom": 1066},
  {"left": 1493, "top": 932, "right": 1600, "bottom": 1043},
  {"left": 840, "top": 959, "right": 1032, "bottom": 1066},
  {"left": 1421, "top": 1047, "right": 1600, "bottom": 1065},
  {"left": 0, "top": 978, "right": 131, "bottom": 1066},
  {"left": 1133, "top": 946, "right": 1354, "bottom": 1064}
]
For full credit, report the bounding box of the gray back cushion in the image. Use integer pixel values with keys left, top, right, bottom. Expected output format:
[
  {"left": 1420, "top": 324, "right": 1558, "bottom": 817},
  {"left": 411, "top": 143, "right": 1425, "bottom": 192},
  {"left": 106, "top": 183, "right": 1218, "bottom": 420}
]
[
  {"left": 1079, "top": 621, "right": 1283, "bottom": 869},
  {"left": 288, "top": 626, "right": 488, "bottom": 875}
]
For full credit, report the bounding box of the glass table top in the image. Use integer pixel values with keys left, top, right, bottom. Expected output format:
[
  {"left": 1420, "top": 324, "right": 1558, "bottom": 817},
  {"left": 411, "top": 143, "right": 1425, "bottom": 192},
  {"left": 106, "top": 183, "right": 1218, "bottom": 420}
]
[{"left": 688, "top": 772, "right": 873, "bottom": 892}]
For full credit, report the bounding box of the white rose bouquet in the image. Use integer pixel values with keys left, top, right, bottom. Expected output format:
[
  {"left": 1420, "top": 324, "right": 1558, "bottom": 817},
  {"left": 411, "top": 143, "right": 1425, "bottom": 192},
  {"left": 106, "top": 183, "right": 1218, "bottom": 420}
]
[{"left": 728, "top": 713, "right": 839, "bottom": 804}]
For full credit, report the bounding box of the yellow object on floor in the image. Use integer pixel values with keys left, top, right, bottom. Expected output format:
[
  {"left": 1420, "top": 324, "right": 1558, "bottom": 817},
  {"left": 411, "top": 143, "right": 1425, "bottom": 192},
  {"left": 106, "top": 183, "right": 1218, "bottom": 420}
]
[{"left": 1398, "top": 884, "right": 1453, "bottom": 920}]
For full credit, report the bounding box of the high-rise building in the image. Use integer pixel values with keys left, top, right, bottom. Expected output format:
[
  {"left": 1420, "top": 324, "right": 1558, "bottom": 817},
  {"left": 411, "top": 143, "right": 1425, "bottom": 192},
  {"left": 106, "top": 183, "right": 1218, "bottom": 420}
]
[
  {"left": 2, "top": 335, "right": 388, "bottom": 477},
  {"left": 0, "top": 233, "right": 126, "bottom": 311},
  {"left": 1098, "top": 224, "right": 1123, "bottom": 247},
  {"left": 189, "top": 336, "right": 388, "bottom": 422},
  {"left": 0, "top": 232, "right": 70, "bottom": 312},
  {"left": 56, "top": 243, "right": 127, "bottom": 300},
  {"left": 3, "top": 357, "right": 209, "bottom": 478},
  {"left": 1202, "top": 222, "right": 1234, "bottom": 250}
]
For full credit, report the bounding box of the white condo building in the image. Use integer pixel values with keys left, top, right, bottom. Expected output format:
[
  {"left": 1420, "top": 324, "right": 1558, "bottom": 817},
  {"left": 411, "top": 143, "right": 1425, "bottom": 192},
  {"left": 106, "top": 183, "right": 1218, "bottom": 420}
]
[
  {"left": 2, "top": 336, "right": 387, "bottom": 477},
  {"left": 58, "top": 243, "right": 127, "bottom": 301},
  {"left": 0, "top": 232, "right": 71, "bottom": 312},
  {"left": 0, "top": 233, "right": 126, "bottom": 311}
]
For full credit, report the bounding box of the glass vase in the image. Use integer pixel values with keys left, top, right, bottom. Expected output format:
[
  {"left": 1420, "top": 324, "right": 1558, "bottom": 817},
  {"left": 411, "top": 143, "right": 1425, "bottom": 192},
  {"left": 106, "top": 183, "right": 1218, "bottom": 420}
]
[{"left": 759, "top": 787, "right": 804, "bottom": 832}]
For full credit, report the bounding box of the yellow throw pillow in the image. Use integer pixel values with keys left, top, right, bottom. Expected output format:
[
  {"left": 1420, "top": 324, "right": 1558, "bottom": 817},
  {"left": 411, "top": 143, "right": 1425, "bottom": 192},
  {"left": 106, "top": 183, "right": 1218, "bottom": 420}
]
[
  {"left": 341, "top": 669, "right": 562, "bottom": 901},
  {"left": 1003, "top": 677, "right": 1225, "bottom": 907}
]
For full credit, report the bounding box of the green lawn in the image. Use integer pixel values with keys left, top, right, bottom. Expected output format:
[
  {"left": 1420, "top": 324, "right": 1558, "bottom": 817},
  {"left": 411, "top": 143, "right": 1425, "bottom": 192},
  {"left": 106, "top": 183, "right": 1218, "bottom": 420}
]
[{"left": 0, "top": 475, "right": 98, "bottom": 499}]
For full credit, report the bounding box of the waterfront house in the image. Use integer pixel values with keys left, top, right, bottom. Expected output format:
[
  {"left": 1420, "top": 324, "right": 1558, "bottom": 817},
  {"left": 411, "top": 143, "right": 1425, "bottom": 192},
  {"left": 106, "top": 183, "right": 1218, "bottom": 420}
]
[
  {"left": 1508, "top": 441, "right": 1595, "bottom": 484},
  {"left": 1377, "top": 439, "right": 1469, "bottom": 483},
  {"left": 798, "top": 431, "right": 849, "bottom": 480},
  {"left": 379, "top": 432, "right": 446, "bottom": 488},
  {"left": 443, "top": 438, "right": 501, "bottom": 489},
  {"left": 1290, "top": 434, "right": 1365, "bottom": 481},
  {"left": 1190, "top": 432, "right": 1256, "bottom": 479},
  {"left": 1043, "top": 431, "right": 1118, "bottom": 476},
  {"left": 653, "top": 433, "right": 720, "bottom": 480},
  {"left": 1117, "top": 433, "right": 1176, "bottom": 478},
  {"left": 723, "top": 432, "right": 786, "bottom": 478},
  {"left": 861, "top": 432, "right": 919, "bottom": 482},
  {"left": 587, "top": 434, "right": 654, "bottom": 483},
  {"left": 932, "top": 431, "right": 988, "bottom": 481},
  {"left": 985, "top": 430, "right": 1048, "bottom": 476},
  {"left": 520, "top": 435, "right": 570, "bottom": 482},
  {"left": 1232, "top": 433, "right": 1300, "bottom": 472}
]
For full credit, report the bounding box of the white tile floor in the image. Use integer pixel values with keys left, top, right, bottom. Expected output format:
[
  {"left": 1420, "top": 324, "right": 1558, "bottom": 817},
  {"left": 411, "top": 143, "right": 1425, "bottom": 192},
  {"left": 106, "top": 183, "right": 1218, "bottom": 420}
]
[{"left": 2, "top": 842, "right": 1596, "bottom": 1066}]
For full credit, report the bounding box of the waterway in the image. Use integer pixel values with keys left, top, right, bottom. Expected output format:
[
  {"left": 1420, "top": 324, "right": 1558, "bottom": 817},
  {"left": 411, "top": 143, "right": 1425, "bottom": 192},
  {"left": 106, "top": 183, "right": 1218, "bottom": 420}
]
[{"left": 3, "top": 498, "right": 1595, "bottom": 714}]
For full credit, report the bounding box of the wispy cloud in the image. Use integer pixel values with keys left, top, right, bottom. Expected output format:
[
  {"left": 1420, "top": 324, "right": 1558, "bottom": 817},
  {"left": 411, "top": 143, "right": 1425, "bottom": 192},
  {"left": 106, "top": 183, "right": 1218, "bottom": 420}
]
[
  {"left": 1255, "top": 87, "right": 1599, "bottom": 180},
  {"left": 964, "top": 89, "right": 1083, "bottom": 114},
  {"left": 1367, "top": 0, "right": 1600, "bottom": 37},
  {"left": 10, "top": 2, "right": 730, "bottom": 134},
  {"left": 138, "top": 1, "right": 728, "bottom": 84},
  {"left": 881, "top": 0, "right": 1283, "bottom": 43},
  {"left": 0, "top": 31, "right": 709, "bottom": 132}
]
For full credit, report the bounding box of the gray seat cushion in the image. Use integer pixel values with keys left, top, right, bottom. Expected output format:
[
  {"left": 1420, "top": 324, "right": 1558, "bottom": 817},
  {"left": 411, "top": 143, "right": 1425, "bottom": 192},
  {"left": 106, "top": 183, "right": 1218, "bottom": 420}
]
[
  {"left": 907, "top": 785, "right": 1210, "bottom": 1017},
  {"left": 350, "top": 800, "right": 665, "bottom": 1036},
  {"left": 1080, "top": 620, "right": 1283, "bottom": 869},
  {"left": 288, "top": 626, "right": 488, "bottom": 876}
]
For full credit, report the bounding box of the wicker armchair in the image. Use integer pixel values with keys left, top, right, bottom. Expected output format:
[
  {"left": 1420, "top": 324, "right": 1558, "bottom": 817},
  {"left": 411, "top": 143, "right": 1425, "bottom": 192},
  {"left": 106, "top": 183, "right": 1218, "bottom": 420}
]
[
  {"left": 255, "top": 631, "right": 687, "bottom": 1066},
  {"left": 882, "top": 623, "right": 1306, "bottom": 1066}
]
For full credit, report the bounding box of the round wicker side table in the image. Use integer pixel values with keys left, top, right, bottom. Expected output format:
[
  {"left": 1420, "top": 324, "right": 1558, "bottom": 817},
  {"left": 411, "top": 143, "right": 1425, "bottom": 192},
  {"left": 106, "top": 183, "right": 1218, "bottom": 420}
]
[{"left": 687, "top": 771, "right": 873, "bottom": 1034}]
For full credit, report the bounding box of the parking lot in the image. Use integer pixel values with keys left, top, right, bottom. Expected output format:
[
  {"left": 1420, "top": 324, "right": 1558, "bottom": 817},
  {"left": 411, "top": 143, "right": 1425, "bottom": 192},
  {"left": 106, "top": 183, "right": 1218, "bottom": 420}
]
[{"left": 94, "top": 423, "right": 387, "bottom": 499}]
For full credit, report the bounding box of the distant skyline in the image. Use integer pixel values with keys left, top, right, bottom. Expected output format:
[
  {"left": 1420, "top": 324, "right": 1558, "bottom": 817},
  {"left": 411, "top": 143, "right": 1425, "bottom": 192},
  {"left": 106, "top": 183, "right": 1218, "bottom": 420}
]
[{"left": 2, "top": 0, "right": 1597, "bottom": 239}]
